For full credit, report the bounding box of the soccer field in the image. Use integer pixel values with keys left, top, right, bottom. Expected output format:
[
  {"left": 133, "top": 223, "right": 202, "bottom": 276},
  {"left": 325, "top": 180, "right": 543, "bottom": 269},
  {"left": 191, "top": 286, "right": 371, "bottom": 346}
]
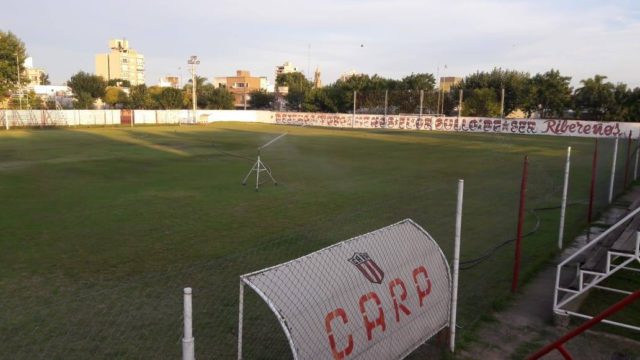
[{"left": 0, "top": 123, "right": 624, "bottom": 359}]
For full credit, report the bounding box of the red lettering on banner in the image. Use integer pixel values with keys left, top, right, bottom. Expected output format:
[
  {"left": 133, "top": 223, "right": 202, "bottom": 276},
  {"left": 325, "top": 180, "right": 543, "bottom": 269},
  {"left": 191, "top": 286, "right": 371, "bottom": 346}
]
[
  {"left": 604, "top": 125, "right": 613, "bottom": 136},
  {"left": 518, "top": 121, "right": 527, "bottom": 133},
  {"left": 359, "top": 292, "right": 386, "bottom": 341},
  {"left": 443, "top": 118, "right": 453, "bottom": 130},
  {"left": 593, "top": 123, "right": 603, "bottom": 135},
  {"left": 412, "top": 266, "right": 432, "bottom": 306},
  {"left": 424, "top": 118, "right": 432, "bottom": 130},
  {"left": 325, "top": 308, "right": 354, "bottom": 360},
  {"left": 389, "top": 278, "right": 412, "bottom": 322},
  {"left": 483, "top": 119, "right": 492, "bottom": 131}
]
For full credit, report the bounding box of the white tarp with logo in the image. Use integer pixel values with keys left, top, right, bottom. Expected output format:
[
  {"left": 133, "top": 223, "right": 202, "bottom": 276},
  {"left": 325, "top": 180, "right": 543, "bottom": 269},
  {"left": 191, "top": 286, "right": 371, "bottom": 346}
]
[{"left": 241, "top": 219, "right": 452, "bottom": 359}]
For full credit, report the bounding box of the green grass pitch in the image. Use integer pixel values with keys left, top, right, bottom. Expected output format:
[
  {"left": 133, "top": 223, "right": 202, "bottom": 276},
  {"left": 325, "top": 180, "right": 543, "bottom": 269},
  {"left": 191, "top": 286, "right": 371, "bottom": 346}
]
[{"left": 0, "top": 123, "right": 623, "bottom": 359}]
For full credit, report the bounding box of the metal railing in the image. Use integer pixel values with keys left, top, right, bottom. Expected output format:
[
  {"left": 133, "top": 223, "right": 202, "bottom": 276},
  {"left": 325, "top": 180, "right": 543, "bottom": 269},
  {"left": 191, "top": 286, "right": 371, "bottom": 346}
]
[{"left": 529, "top": 289, "right": 640, "bottom": 359}]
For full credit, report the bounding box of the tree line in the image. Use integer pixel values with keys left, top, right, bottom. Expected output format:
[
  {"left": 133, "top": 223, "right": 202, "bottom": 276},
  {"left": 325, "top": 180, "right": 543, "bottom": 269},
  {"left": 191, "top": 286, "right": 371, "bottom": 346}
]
[
  {"left": 66, "top": 72, "right": 236, "bottom": 110},
  {"left": 268, "top": 69, "right": 640, "bottom": 121}
]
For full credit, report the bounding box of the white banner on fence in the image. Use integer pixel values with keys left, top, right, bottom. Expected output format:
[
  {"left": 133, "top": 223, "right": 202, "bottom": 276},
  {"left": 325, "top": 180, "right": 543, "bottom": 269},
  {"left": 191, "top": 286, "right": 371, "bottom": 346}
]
[
  {"left": 2, "top": 109, "right": 636, "bottom": 138},
  {"left": 241, "top": 219, "right": 451, "bottom": 360},
  {"left": 274, "top": 112, "right": 640, "bottom": 138}
]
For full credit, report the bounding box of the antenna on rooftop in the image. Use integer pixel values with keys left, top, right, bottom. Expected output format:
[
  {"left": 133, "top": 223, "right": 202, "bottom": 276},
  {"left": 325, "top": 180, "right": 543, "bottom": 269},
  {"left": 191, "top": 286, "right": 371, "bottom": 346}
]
[{"left": 242, "top": 133, "right": 287, "bottom": 190}]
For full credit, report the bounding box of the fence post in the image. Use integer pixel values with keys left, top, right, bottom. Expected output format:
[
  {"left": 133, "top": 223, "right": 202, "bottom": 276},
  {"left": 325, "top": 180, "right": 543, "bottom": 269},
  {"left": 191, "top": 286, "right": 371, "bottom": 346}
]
[
  {"left": 449, "top": 179, "right": 464, "bottom": 352},
  {"left": 237, "top": 281, "right": 245, "bottom": 360},
  {"left": 558, "top": 147, "right": 571, "bottom": 249},
  {"left": 352, "top": 91, "right": 356, "bottom": 128},
  {"left": 588, "top": 138, "right": 599, "bottom": 224},
  {"left": 512, "top": 155, "right": 529, "bottom": 293},
  {"left": 500, "top": 88, "right": 505, "bottom": 118},
  {"left": 182, "top": 287, "right": 195, "bottom": 360},
  {"left": 2, "top": 110, "right": 8, "bottom": 130},
  {"left": 609, "top": 136, "right": 619, "bottom": 204},
  {"left": 419, "top": 89, "right": 424, "bottom": 120},
  {"left": 457, "top": 90, "right": 463, "bottom": 119},
  {"left": 384, "top": 89, "right": 388, "bottom": 128}
]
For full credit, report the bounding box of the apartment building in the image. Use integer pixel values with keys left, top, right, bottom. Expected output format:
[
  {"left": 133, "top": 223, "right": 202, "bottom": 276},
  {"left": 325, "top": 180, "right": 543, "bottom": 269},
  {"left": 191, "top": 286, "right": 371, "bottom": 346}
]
[
  {"left": 213, "top": 70, "right": 268, "bottom": 108},
  {"left": 439, "top": 76, "right": 463, "bottom": 92},
  {"left": 95, "top": 39, "right": 145, "bottom": 85}
]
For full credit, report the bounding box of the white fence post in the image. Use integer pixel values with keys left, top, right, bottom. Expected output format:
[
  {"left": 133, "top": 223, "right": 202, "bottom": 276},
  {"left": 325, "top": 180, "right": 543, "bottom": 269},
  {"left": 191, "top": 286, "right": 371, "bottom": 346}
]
[
  {"left": 558, "top": 146, "right": 571, "bottom": 249},
  {"left": 237, "top": 281, "right": 245, "bottom": 360},
  {"left": 609, "top": 137, "right": 619, "bottom": 204},
  {"left": 352, "top": 91, "right": 356, "bottom": 128},
  {"left": 449, "top": 179, "right": 464, "bottom": 352},
  {"left": 182, "top": 287, "right": 195, "bottom": 360}
]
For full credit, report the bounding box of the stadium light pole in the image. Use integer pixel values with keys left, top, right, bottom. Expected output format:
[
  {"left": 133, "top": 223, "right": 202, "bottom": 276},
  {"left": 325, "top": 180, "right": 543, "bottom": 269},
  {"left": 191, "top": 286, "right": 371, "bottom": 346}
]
[{"left": 188, "top": 56, "right": 200, "bottom": 124}]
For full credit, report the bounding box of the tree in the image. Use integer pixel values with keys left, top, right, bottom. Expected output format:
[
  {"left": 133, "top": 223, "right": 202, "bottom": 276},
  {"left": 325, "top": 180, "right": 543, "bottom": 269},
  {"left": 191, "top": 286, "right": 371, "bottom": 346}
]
[
  {"left": 462, "top": 88, "right": 501, "bottom": 117},
  {"left": 40, "top": 73, "right": 51, "bottom": 85},
  {"left": 248, "top": 89, "right": 275, "bottom": 109},
  {"left": 103, "top": 87, "right": 129, "bottom": 108},
  {"left": 183, "top": 75, "right": 208, "bottom": 109},
  {"left": 277, "top": 72, "right": 312, "bottom": 110},
  {"left": 198, "top": 84, "right": 235, "bottom": 109},
  {"left": 459, "top": 68, "right": 530, "bottom": 116},
  {"left": 9, "top": 90, "right": 43, "bottom": 109},
  {"left": 0, "top": 31, "right": 27, "bottom": 101},
  {"left": 67, "top": 71, "right": 106, "bottom": 109},
  {"left": 525, "top": 69, "right": 572, "bottom": 118},
  {"left": 154, "top": 87, "right": 183, "bottom": 109},
  {"left": 392, "top": 73, "right": 436, "bottom": 114},
  {"left": 129, "top": 84, "right": 152, "bottom": 109},
  {"left": 303, "top": 88, "right": 338, "bottom": 112},
  {"left": 107, "top": 78, "right": 131, "bottom": 87},
  {"left": 574, "top": 75, "right": 615, "bottom": 120}
]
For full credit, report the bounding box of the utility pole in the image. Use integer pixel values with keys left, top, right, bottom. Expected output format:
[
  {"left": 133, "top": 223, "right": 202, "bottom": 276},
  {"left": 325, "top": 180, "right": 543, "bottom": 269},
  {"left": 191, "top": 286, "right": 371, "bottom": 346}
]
[
  {"left": 457, "top": 89, "right": 463, "bottom": 119},
  {"left": 16, "top": 54, "right": 22, "bottom": 110},
  {"left": 187, "top": 56, "right": 200, "bottom": 123},
  {"left": 500, "top": 87, "right": 505, "bottom": 118}
]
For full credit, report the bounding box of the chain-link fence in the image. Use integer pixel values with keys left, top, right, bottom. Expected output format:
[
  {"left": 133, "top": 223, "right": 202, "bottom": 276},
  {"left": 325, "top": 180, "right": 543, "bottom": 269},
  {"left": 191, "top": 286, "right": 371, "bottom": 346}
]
[{"left": 1, "top": 125, "right": 637, "bottom": 359}]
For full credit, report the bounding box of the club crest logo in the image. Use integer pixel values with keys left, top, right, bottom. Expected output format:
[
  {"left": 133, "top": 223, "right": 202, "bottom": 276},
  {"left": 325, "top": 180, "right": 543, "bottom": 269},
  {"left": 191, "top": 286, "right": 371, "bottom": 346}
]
[{"left": 348, "top": 252, "right": 384, "bottom": 284}]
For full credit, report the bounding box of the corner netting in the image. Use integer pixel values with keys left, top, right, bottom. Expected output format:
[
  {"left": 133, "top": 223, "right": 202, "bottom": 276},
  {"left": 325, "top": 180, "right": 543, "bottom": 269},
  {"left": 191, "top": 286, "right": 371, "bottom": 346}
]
[{"left": 0, "top": 125, "right": 634, "bottom": 359}]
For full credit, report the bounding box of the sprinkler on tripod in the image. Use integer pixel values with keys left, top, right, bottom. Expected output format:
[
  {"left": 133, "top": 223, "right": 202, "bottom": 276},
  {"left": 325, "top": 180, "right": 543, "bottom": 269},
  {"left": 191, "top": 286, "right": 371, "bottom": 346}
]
[{"left": 242, "top": 133, "right": 287, "bottom": 191}]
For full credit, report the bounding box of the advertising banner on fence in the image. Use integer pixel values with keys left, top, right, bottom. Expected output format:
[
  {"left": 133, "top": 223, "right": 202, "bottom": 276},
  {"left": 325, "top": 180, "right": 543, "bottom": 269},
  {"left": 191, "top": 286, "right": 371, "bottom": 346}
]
[
  {"left": 274, "top": 112, "right": 640, "bottom": 138},
  {"left": 241, "top": 219, "right": 452, "bottom": 360}
]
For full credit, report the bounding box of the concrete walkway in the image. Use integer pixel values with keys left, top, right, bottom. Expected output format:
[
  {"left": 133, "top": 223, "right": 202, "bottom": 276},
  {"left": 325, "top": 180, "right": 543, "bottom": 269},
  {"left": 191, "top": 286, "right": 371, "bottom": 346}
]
[{"left": 459, "top": 189, "right": 640, "bottom": 360}]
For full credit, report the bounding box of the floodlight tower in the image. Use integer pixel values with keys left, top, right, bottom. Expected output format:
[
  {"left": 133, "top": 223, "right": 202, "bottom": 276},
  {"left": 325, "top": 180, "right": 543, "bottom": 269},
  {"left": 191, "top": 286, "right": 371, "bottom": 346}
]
[
  {"left": 187, "top": 56, "right": 200, "bottom": 123},
  {"left": 242, "top": 133, "right": 287, "bottom": 191}
]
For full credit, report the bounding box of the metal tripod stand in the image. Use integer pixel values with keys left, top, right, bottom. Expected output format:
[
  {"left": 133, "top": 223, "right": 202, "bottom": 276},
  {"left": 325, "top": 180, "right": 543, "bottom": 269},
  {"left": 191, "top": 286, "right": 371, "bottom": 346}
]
[{"left": 242, "top": 152, "right": 278, "bottom": 190}]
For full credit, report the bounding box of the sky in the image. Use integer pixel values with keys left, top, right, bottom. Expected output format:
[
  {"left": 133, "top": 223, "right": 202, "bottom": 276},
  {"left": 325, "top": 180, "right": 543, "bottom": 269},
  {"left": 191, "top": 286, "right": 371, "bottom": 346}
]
[{"left": 2, "top": 0, "right": 639, "bottom": 88}]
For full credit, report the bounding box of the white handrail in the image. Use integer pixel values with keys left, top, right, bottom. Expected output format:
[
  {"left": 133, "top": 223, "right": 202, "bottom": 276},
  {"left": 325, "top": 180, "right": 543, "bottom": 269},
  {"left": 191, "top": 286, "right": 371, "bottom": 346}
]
[{"left": 557, "top": 205, "right": 640, "bottom": 269}]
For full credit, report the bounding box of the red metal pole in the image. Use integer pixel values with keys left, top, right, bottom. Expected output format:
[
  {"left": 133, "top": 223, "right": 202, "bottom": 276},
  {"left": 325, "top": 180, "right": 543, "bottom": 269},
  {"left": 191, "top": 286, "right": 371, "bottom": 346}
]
[
  {"left": 511, "top": 155, "right": 528, "bottom": 293},
  {"left": 528, "top": 289, "right": 640, "bottom": 360},
  {"left": 557, "top": 345, "right": 573, "bottom": 360},
  {"left": 624, "top": 131, "right": 632, "bottom": 188},
  {"left": 588, "top": 138, "right": 598, "bottom": 224}
]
